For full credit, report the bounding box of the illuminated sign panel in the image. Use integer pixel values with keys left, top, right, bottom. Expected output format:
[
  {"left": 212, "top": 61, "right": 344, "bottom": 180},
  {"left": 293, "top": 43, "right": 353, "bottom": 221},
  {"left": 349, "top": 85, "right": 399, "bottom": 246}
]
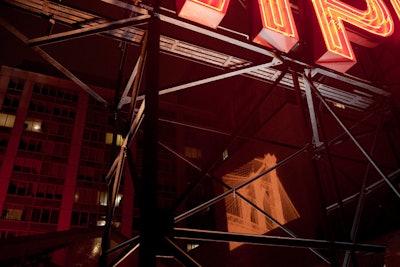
[
  {"left": 252, "top": 0, "right": 299, "bottom": 53},
  {"left": 176, "top": 0, "right": 398, "bottom": 73},
  {"left": 392, "top": 0, "right": 400, "bottom": 19},
  {"left": 175, "top": 0, "right": 230, "bottom": 28},
  {"left": 311, "top": 0, "right": 394, "bottom": 72}
]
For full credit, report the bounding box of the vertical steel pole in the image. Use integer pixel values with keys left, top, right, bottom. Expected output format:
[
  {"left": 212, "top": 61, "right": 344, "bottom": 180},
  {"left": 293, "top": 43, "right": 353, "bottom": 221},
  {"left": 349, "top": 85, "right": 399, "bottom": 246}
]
[
  {"left": 139, "top": 2, "right": 160, "bottom": 267},
  {"left": 293, "top": 71, "right": 339, "bottom": 266},
  {"left": 342, "top": 109, "right": 384, "bottom": 267},
  {"left": 304, "top": 73, "right": 400, "bottom": 200},
  {"left": 303, "top": 69, "right": 323, "bottom": 147}
]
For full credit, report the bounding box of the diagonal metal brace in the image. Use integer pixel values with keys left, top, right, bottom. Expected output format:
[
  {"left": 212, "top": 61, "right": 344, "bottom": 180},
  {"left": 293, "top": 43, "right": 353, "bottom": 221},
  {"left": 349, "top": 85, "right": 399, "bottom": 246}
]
[{"left": 173, "top": 228, "right": 386, "bottom": 253}]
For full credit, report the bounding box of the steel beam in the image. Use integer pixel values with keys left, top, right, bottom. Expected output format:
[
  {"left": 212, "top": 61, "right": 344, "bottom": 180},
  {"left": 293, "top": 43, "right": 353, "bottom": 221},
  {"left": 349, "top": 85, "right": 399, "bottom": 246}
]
[
  {"left": 159, "top": 141, "right": 330, "bottom": 264},
  {"left": 326, "top": 168, "right": 400, "bottom": 212},
  {"left": 313, "top": 84, "right": 347, "bottom": 223},
  {"left": 164, "top": 237, "right": 202, "bottom": 267},
  {"left": 169, "top": 68, "right": 288, "bottom": 214},
  {"left": 136, "top": 59, "right": 282, "bottom": 100},
  {"left": 310, "top": 68, "right": 391, "bottom": 97},
  {"left": 5, "top": 0, "right": 390, "bottom": 112},
  {"left": 101, "top": 35, "right": 146, "bottom": 266},
  {"left": 109, "top": 241, "right": 140, "bottom": 267},
  {"left": 28, "top": 15, "right": 150, "bottom": 47},
  {"left": 293, "top": 70, "right": 340, "bottom": 265},
  {"left": 139, "top": 3, "right": 160, "bottom": 266},
  {"left": 173, "top": 228, "right": 386, "bottom": 253},
  {"left": 101, "top": 0, "right": 149, "bottom": 15},
  {"left": 174, "top": 145, "right": 308, "bottom": 223},
  {"left": 101, "top": 146, "right": 127, "bottom": 266},
  {"left": 303, "top": 70, "right": 323, "bottom": 147},
  {"left": 158, "top": 14, "right": 277, "bottom": 58},
  {"left": 342, "top": 109, "right": 384, "bottom": 267},
  {"left": 118, "top": 53, "right": 141, "bottom": 109},
  {"left": 105, "top": 100, "right": 145, "bottom": 183},
  {"left": 304, "top": 74, "right": 400, "bottom": 199},
  {"left": 159, "top": 118, "right": 303, "bottom": 151},
  {"left": 0, "top": 17, "right": 108, "bottom": 104},
  {"left": 118, "top": 32, "right": 148, "bottom": 110},
  {"left": 106, "top": 235, "right": 140, "bottom": 255},
  {"left": 101, "top": 0, "right": 279, "bottom": 59}
]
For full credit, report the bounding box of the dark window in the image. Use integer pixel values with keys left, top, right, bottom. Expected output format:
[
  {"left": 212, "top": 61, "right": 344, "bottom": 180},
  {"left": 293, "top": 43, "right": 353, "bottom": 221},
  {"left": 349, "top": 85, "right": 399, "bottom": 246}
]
[
  {"left": 50, "top": 210, "right": 59, "bottom": 224},
  {"left": 49, "top": 87, "right": 57, "bottom": 97},
  {"left": 31, "top": 208, "right": 41, "bottom": 222},
  {"left": 80, "top": 212, "right": 88, "bottom": 226},
  {"left": 53, "top": 107, "right": 60, "bottom": 116},
  {"left": 33, "top": 84, "right": 41, "bottom": 94},
  {"left": 40, "top": 209, "right": 50, "bottom": 223},
  {"left": 41, "top": 86, "right": 49, "bottom": 95},
  {"left": 7, "top": 182, "right": 17, "bottom": 194},
  {"left": 37, "top": 104, "right": 45, "bottom": 113},
  {"left": 71, "top": 211, "right": 79, "bottom": 225},
  {"left": 61, "top": 109, "right": 68, "bottom": 117},
  {"left": 36, "top": 184, "right": 45, "bottom": 198},
  {"left": 16, "top": 182, "right": 27, "bottom": 196},
  {"left": 55, "top": 187, "right": 63, "bottom": 200}
]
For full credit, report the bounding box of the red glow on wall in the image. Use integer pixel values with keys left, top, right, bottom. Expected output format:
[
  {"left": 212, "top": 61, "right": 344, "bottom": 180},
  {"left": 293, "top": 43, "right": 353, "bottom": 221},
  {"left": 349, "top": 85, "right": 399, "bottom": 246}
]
[
  {"left": 252, "top": 0, "right": 299, "bottom": 53},
  {"left": 311, "top": 0, "right": 394, "bottom": 72},
  {"left": 176, "top": 0, "right": 230, "bottom": 28}
]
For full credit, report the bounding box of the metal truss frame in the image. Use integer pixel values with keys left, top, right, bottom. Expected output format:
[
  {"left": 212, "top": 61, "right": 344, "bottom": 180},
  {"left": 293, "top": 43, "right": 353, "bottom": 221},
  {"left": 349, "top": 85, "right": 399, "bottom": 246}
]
[{"left": 1, "top": 0, "right": 399, "bottom": 266}]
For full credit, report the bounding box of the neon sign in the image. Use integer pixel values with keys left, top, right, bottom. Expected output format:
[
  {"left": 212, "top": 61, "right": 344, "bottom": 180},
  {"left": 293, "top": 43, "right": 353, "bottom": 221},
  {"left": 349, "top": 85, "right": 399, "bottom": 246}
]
[
  {"left": 311, "top": 0, "right": 393, "bottom": 72},
  {"left": 252, "top": 0, "right": 299, "bottom": 53},
  {"left": 176, "top": 0, "right": 398, "bottom": 73},
  {"left": 176, "top": 0, "right": 230, "bottom": 28}
]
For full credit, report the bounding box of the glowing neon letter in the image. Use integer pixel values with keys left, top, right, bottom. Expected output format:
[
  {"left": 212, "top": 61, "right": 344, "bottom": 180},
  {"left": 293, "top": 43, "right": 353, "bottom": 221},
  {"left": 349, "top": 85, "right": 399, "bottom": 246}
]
[
  {"left": 176, "top": 0, "right": 230, "bottom": 29},
  {"left": 391, "top": 0, "right": 400, "bottom": 19},
  {"left": 252, "top": 0, "right": 299, "bottom": 53},
  {"left": 311, "top": 0, "right": 394, "bottom": 72}
]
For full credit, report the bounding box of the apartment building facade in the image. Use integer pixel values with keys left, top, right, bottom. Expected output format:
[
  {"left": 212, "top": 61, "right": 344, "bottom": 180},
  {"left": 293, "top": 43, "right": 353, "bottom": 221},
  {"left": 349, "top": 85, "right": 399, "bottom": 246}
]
[{"left": 0, "top": 65, "right": 131, "bottom": 239}]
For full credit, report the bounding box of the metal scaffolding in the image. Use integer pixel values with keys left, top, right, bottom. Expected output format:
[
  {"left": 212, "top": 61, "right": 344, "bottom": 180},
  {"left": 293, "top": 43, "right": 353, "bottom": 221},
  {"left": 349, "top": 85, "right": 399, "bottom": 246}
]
[{"left": 1, "top": 0, "right": 400, "bottom": 266}]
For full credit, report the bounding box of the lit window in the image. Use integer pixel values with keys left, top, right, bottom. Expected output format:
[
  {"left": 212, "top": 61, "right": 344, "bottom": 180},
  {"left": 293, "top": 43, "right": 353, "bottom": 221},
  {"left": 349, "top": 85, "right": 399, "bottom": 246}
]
[
  {"left": 97, "top": 219, "right": 106, "bottom": 226},
  {"left": 333, "top": 102, "right": 346, "bottom": 109},
  {"left": 0, "top": 113, "right": 16, "bottom": 128},
  {"left": 115, "top": 194, "right": 123, "bottom": 206},
  {"left": 185, "top": 147, "right": 202, "bottom": 159},
  {"left": 105, "top": 132, "right": 123, "bottom": 146},
  {"left": 99, "top": 192, "right": 123, "bottom": 206},
  {"left": 187, "top": 243, "right": 199, "bottom": 252},
  {"left": 4, "top": 209, "right": 23, "bottom": 220},
  {"left": 223, "top": 149, "right": 229, "bottom": 160},
  {"left": 25, "top": 119, "right": 42, "bottom": 132},
  {"left": 99, "top": 191, "right": 107, "bottom": 206},
  {"left": 116, "top": 135, "right": 123, "bottom": 146}
]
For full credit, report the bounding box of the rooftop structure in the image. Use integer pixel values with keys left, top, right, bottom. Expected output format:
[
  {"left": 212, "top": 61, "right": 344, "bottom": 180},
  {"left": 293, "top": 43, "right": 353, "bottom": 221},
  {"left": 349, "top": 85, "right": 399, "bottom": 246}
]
[{"left": 1, "top": 0, "right": 400, "bottom": 266}]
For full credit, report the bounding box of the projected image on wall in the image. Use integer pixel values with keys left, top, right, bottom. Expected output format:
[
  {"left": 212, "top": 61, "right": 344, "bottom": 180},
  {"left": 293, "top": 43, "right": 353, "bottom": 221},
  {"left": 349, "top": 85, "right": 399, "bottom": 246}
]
[{"left": 222, "top": 154, "right": 299, "bottom": 250}]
